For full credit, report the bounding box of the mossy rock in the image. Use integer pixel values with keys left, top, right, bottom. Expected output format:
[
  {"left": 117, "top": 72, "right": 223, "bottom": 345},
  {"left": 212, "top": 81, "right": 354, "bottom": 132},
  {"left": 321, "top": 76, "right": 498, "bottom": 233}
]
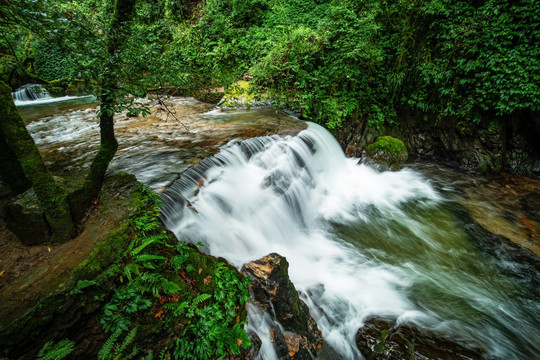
[
  {"left": 364, "top": 136, "right": 408, "bottom": 170},
  {"left": 2, "top": 188, "right": 51, "bottom": 245},
  {"left": 45, "top": 79, "right": 71, "bottom": 97},
  {"left": 2, "top": 177, "right": 85, "bottom": 245},
  {"left": 194, "top": 90, "right": 225, "bottom": 104},
  {"left": 219, "top": 80, "right": 270, "bottom": 109}
]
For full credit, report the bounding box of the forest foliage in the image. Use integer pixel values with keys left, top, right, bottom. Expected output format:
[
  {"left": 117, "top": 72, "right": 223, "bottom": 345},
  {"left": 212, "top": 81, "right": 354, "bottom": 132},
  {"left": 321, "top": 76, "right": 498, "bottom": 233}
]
[
  {"left": 2, "top": 0, "right": 538, "bottom": 129},
  {"left": 173, "top": 0, "right": 539, "bottom": 128}
]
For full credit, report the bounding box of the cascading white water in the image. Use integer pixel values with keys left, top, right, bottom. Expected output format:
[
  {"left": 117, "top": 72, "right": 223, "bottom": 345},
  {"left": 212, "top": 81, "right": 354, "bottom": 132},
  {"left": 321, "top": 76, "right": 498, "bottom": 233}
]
[
  {"left": 11, "top": 84, "right": 52, "bottom": 104},
  {"left": 161, "top": 122, "right": 540, "bottom": 359}
]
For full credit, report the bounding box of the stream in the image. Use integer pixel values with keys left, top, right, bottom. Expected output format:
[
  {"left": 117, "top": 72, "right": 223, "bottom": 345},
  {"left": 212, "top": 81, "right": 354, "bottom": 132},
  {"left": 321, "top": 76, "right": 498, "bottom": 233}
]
[{"left": 15, "top": 96, "right": 540, "bottom": 359}]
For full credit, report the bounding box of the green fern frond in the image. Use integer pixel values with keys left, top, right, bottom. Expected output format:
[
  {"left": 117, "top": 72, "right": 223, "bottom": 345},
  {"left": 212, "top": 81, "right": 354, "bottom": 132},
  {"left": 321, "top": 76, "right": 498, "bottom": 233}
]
[
  {"left": 113, "top": 327, "right": 138, "bottom": 360},
  {"left": 37, "top": 339, "right": 75, "bottom": 360},
  {"left": 192, "top": 293, "right": 212, "bottom": 305},
  {"left": 131, "top": 234, "right": 168, "bottom": 255},
  {"left": 98, "top": 329, "right": 122, "bottom": 360},
  {"left": 135, "top": 254, "right": 167, "bottom": 263}
]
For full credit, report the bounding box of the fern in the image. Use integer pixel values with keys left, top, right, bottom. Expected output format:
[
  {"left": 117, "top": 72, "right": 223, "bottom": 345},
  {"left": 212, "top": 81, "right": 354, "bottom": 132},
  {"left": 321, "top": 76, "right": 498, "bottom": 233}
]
[
  {"left": 135, "top": 254, "right": 167, "bottom": 270},
  {"left": 192, "top": 293, "right": 212, "bottom": 306},
  {"left": 37, "top": 339, "right": 75, "bottom": 360},
  {"left": 113, "top": 327, "right": 138, "bottom": 360},
  {"left": 98, "top": 330, "right": 121, "bottom": 360},
  {"left": 163, "top": 301, "right": 190, "bottom": 317},
  {"left": 131, "top": 272, "right": 180, "bottom": 296},
  {"left": 170, "top": 253, "right": 188, "bottom": 271},
  {"left": 123, "top": 263, "right": 141, "bottom": 282},
  {"left": 135, "top": 254, "right": 167, "bottom": 263},
  {"left": 98, "top": 327, "right": 139, "bottom": 360},
  {"left": 131, "top": 234, "right": 168, "bottom": 255}
]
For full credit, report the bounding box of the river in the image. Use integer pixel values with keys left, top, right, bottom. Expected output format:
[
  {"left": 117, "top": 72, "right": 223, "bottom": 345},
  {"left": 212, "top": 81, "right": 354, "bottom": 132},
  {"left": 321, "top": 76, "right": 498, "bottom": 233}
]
[{"left": 16, "top": 96, "right": 540, "bottom": 359}]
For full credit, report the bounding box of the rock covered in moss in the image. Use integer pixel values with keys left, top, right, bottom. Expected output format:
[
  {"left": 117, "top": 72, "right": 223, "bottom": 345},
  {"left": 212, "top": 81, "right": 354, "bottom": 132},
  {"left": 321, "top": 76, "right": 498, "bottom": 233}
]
[
  {"left": 356, "top": 317, "right": 484, "bottom": 360},
  {"left": 219, "top": 80, "right": 270, "bottom": 109},
  {"left": 364, "top": 136, "right": 408, "bottom": 170},
  {"left": 2, "top": 188, "right": 50, "bottom": 245},
  {"left": 2, "top": 177, "right": 85, "bottom": 245},
  {"left": 194, "top": 89, "right": 225, "bottom": 104},
  {"left": 242, "top": 253, "right": 322, "bottom": 359}
]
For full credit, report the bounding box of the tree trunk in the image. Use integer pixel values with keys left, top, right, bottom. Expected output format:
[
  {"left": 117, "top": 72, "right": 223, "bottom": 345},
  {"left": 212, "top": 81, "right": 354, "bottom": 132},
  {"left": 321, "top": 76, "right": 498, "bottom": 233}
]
[
  {"left": 0, "top": 80, "right": 76, "bottom": 243},
  {"left": 68, "top": 0, "right": 137, "bottom": 221},
  {"left": 69, "top": 83, "right": 118, "bottom": 221}
]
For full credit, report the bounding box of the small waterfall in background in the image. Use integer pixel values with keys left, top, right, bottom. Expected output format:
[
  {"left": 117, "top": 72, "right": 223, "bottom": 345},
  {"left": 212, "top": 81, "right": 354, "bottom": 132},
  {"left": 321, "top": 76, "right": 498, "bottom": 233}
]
[
  {"left": 161, "top": 122, "right": 540, "bottom": 359},
  {"left": 11, "top": 84, "right": 52, "bottom": 104}
]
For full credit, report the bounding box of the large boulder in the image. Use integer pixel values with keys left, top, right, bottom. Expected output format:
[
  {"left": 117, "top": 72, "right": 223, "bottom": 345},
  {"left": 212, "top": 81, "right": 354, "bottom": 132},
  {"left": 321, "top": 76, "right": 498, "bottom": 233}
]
[
  {"left": 363, "top": 136, "right": 408, "bottom": 170},
  {"left": 2, "top": 178, "right": 84, "bottom": 245},
  {"left": 242, "top": 253, "right": 322, "bottom": 359},
  {"left": 2, "top": 188, "right": 50, "bottom": 245},
  {"left": 356, "top": 317, "right": 485, "bottom": 360}
]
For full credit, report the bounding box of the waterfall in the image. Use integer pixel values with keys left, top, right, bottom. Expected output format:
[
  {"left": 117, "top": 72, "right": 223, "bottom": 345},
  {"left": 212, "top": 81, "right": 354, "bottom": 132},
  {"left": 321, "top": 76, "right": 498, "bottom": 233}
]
[
  {"left": 161, "top": 122, "right": 540, "bottom": 359},
  {"left": 11, "top": 84, "right": 52, "bottom": 104}
]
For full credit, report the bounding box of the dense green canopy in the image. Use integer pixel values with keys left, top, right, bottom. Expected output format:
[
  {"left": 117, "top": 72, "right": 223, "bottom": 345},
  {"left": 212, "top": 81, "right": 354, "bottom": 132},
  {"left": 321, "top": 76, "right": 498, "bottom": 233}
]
[{"left": 3, "top": 0, "right": 538, "bottom": 129}]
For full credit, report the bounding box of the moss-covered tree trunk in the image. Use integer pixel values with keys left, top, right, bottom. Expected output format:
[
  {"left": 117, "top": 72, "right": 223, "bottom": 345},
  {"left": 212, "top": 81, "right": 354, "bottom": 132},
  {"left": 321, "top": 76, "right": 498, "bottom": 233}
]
[
  {"left": 69, "top": 0, "right": 137, "bottom": 221},
  {"left": 0, "top": 80, "right": 76, "bottom": 242}
]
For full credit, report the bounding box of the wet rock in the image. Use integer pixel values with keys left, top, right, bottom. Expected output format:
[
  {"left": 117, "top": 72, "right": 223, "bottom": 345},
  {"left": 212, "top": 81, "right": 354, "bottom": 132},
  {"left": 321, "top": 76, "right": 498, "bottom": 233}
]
[
  {"left": 242, "top": 253, "right": 322, "bottom": 359},
  {"left": 521, "top": 192, "right": 540, "bottom": 223},
  {"left": 193, "top": 89, "right": 225, "bottom": 104},
  {"left": 335, "top": 109, "right": 540, "bottom": 176},
  {"left": 2, "top": 188, "right": 51, "bottom": 245},
  {"left": 363, "top": 136, "right": 408, "bottom": 170},
  {"left": 356, "top": 317, "right": 485, "bottom": 360}
]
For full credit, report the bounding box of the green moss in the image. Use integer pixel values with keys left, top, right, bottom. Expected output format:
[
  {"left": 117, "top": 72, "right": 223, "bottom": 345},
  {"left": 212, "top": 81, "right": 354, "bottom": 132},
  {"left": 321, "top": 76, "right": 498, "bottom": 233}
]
[
  {"left": 194, "top": 90, "right": 225, "bottom": 104},
  {"left": 365, "top": 136, "right": 408, "bottom": 168},
  {"left": 71, "top": 223, "right": 131, "bottom": 283},
  {"left": 366, "top": 136, "right": 407, "bottom": 155}
]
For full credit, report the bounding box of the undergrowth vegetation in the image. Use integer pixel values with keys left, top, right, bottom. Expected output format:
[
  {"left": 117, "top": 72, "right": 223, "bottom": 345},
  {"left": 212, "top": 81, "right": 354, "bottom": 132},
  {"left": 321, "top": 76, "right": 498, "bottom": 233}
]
[
  {"left": 97, "top": 186, "right": 252, "bottom": 359},
  {"left": 35, "top": 185, "right": 252, "bottom": 360}
]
